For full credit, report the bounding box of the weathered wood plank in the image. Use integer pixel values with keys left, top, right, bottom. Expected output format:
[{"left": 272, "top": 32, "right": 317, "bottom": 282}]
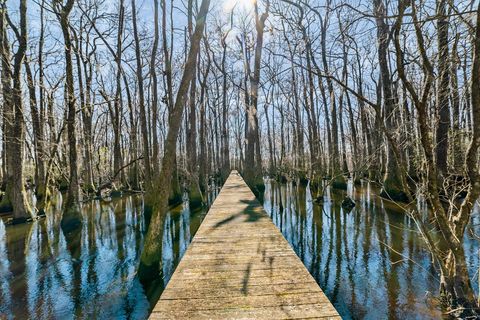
[{"left": 150, "top": 171, "right": 340, "bottom": 319}]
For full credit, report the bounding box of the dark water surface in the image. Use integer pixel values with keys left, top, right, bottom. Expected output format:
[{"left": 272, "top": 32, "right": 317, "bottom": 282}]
[{"left": 0, "top": 180, "right": 479, "bottom": 319}]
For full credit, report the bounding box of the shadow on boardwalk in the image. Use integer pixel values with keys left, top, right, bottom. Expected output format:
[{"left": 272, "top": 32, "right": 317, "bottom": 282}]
[{"left": 150, "top": 171, "right": 340, "bottom": 319}]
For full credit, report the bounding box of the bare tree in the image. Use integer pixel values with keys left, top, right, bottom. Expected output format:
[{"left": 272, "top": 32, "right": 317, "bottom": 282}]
[{"left": 139, "top": 0, "right": 211, "bottom": 281}]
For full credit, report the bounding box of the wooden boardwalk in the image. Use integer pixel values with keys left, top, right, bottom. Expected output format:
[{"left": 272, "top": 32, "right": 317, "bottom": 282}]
[{"left": 150, "top": 171, "right": 340, "bottom": 319}]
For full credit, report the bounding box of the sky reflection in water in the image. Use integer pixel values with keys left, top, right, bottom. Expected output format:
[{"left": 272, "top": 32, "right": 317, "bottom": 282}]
[
  {"left": 0, "top": 191, "right": 217, "bottom": 320},
  {"left": 263, "top": 179, "right": 480, "bottom": 320},
  {"left": 0, "top": 180, "right": 478, "bottom": 319}
]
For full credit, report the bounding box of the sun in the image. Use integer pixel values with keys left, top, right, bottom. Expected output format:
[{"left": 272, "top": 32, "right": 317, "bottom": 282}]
[{"left": 223, "top": 0, "right": 255, "bottom": 13}]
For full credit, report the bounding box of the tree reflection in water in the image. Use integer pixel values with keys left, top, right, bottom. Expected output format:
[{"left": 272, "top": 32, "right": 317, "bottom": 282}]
[
  {"left": 0, "top": 180, "right": 478, "bottom": 319},
  {"left": 0, "top": 188, "right": 218, "bottom": 320},
  {"left": 263, "top": 178, "right": 480, "bottom": 320}
]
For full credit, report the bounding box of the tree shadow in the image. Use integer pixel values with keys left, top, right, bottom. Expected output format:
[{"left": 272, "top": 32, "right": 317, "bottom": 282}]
[
  {"left": 212, "top": 199, "right": 265, "bottom": 229},
  {"left": 241, "top": 262, "right": 252, "bottom": 295}
]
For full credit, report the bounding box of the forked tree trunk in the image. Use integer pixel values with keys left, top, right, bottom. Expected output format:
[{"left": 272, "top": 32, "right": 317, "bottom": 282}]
[{"left": 392, "top": 1, "right": 480, "bottom": 314}]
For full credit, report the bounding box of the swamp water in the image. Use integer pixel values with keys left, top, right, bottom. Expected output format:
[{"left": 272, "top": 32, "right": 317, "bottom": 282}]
[
  {"left": 0, "top": 189, "right": 218, "bottom": 320},
  {"left": 263, "top": 179, "right": 480, "bottom": 319},
  {"left": 0, "top": 179, "right": 478, "bottom": 319}
]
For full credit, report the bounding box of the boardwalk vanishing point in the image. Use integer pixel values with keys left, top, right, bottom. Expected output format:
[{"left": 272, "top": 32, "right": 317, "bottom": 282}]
[{"left": 150, "top": 171, "right": 341, "bottom": 319}]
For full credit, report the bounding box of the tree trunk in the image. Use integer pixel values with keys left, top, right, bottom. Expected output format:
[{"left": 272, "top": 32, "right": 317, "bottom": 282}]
[
  {"left": 435, "top": 0, "right": 450, "bottom": 177},
  {"left": 139, "top": 0, "right": 210, "bottom": 284},
  {"left": 374, "top": 0, "right": 407, "bottom": 201},
  {"left": 0, "top": 3, "right": 14, "bottom": 211},
  {"left": 24, "top": 60, "right": 46, "bottom": 208},
  {"left": 113, "top": 0, "right": 125, "bottom": 187},
  {"left": 132, "top": 0, "right": 152, "bottom": 190},
  {"left": 439, "top": 246, "right": 478, "bottom": 315},
  {"left": 57, "top": 0, "right": 81, "bottom": 213},
  {"left": 245, "top": 1, "right": 269, "bottom": 187},
  {"left": 123, "top": 72, "right": 139, "bottom": 189},
  {"left": 1, "top": 0, "right": 33, "bottom": 221},
  {"left": 198, "top": 47, "right": 210, "bottom": 191},
  {"left": 80, "top": 45, "right": 95, "bottom": 194},
  {"left": 450, "top": 35, "right": 462, "bottom": 172},
  {"left": 221, "top": 36, "right": 230, "bottom": 178},
  {"left": 150, "top": 0, "right": 160, "bottom": 175},
  {"left": 321, "top": 13, "right": 344, "bottom": 188}
]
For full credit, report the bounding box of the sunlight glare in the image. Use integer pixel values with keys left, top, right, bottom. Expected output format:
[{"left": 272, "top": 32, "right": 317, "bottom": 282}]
[{"left": 223, "top": 0, "right": 255, "bottom": 13}]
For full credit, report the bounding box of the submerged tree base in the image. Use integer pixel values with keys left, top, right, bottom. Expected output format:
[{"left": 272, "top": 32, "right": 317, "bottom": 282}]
[
  {"left": 241, "top": 167, "right": 265, "bottom": 202},
  {"left": 380, "top": 176, "right": 409, "bottom": 202},
  {"left": 138, "top": 259, "right": 162, "bottom": 288},
  {"left": 60, "top": 205, "right": 82, "bottom": 241},
  {"left": 341, "top": 197, "right": 356, "bottom": 211},
  {"left": 188, "top": 186, "right": 204, "bottom": 210},
  {"left": 299, "top": 175, "right": 309, "bottom": 186},
  {"left": 277, "top": 174, "right": 288, "bottom": 184},
  {"left": 168, "top": 193, "right": 183, "bottom": 207},
  {"left": 379, "top": 187, "right": 409, "bottom": 203},
  {"left": 310, "top": 179, "right": 321, "bottom": 195},
  {"left": 353, "top": 176, "right": 362, "bottom": 186},
  {"left": 0, "top": 201, "right": 13, "bottom": 214},
  {"left": 255, "top": 181, "right": 266, "bottom": 202},
  {"left": 0, "top": 188, "right": 13, "bottom": 213},
  {"left": 331, "top": 176, "right": 348, "bottom": 190},
  {"left": 245, "top": 176, "right": 265, "bottom": 203},
  {"left": 58, "top": 179, "right": 69, "bottom": 192}
]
